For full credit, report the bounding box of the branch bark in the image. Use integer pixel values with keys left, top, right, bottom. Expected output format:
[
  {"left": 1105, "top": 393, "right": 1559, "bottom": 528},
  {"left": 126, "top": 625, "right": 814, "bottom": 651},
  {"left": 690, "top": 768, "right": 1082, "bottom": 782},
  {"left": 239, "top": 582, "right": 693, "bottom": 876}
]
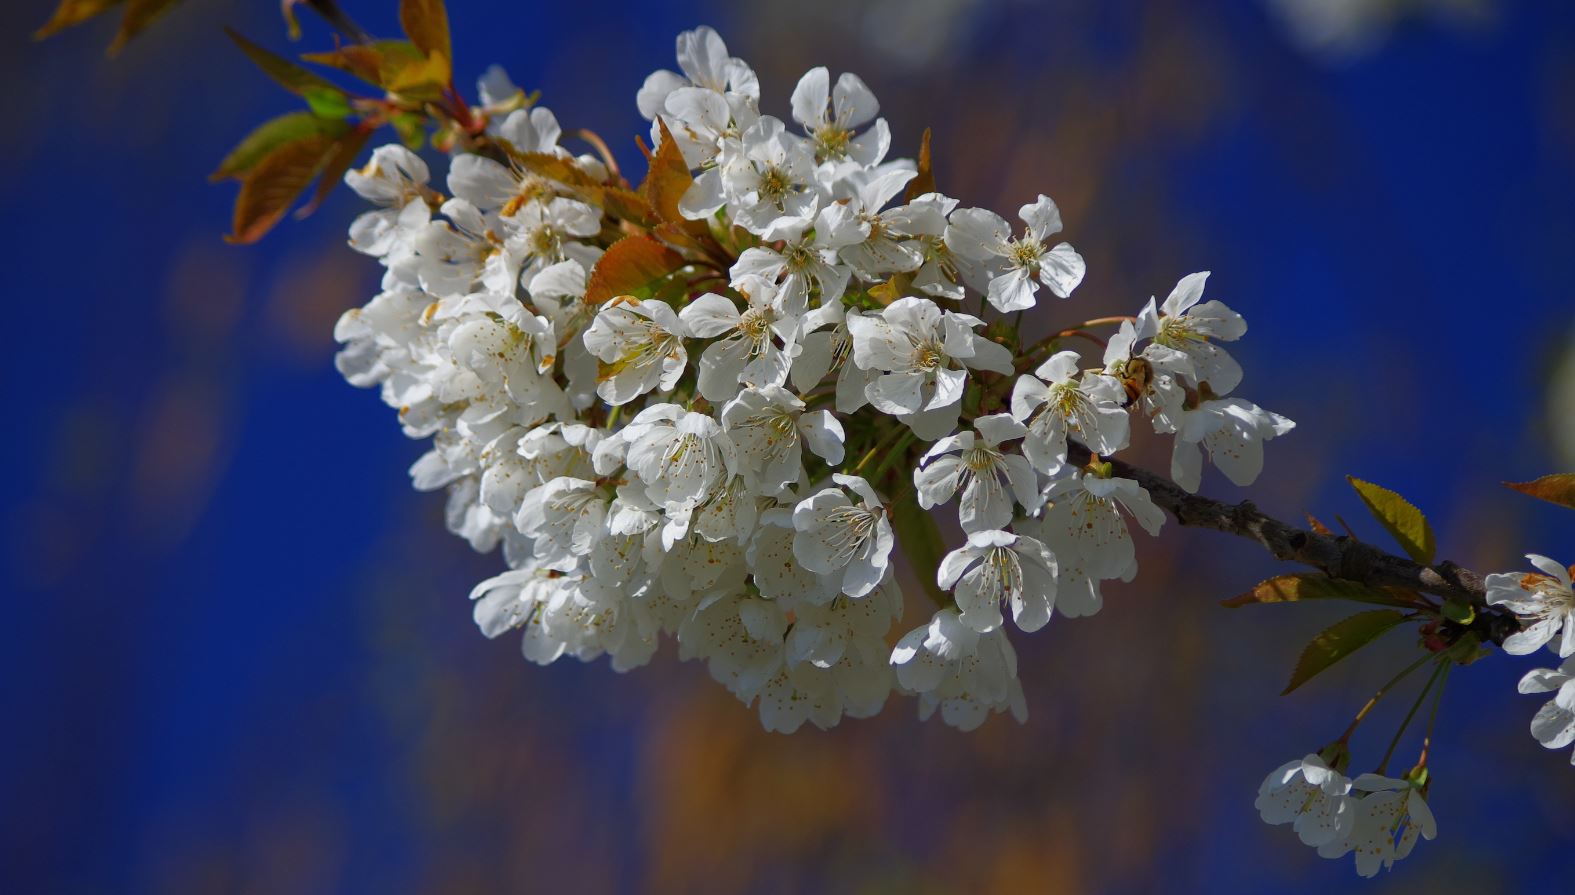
[{"left": 1063, "top": 442, "right": 1522, "bottom": 646}]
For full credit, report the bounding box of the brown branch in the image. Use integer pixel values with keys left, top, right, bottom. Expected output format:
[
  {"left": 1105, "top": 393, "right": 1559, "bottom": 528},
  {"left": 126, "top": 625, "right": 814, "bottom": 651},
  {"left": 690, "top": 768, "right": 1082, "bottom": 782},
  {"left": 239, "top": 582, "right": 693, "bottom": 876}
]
[{"left": 1064, "top": 442, "right": 1522, "bottom": 646}]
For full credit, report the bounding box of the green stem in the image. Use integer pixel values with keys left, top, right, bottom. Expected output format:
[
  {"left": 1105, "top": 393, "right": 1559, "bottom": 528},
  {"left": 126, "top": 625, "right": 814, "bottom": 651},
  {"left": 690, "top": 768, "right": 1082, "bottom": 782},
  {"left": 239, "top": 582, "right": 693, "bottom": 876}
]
[
  {"left": 889, "top": 491, "right": 949, "bottom": 609},
  {"left": 866, "top": 430, "right": 917, "bottom": 488},
  {"left": 1378, "top": 659, "right": 1445, "bottom": 775},
  {"left": 853, "top": 425, "right": 909, "bottom": 477},
  {"left": 1414, "top": 663, "right": 1451, "bottom": 772},
  {"left": 1338, "top": 652, "right": 1436, "bottom": 743}
]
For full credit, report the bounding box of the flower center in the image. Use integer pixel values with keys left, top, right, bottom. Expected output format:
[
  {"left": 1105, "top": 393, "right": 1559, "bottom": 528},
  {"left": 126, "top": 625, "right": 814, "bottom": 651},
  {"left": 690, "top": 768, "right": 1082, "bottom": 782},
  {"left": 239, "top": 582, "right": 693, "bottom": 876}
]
[
  {"left": 813, "top": 123, "right": 852, "bottom": 159},
  {"left": 1008, "top": 236, "right": 1044, "bottom": 270},
  {"left": 759, "top": 165, "right": 793, "bottom": 203},
  {"left": 962, "top": 443, "right": 1001, "bottom": 473},
  {"left": 912, "top": 340, "right": 946, "bottom": 371},
  {"left": 738, "top": 306, "right": 774, "bottom": 346}
]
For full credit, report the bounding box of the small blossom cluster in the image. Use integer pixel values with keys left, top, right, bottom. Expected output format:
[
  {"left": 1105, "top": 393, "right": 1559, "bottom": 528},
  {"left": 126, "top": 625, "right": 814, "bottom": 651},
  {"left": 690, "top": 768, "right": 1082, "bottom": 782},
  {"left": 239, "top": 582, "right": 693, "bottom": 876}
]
[
  {"left": 1490, "top": 555, "right": 1575, "bottom": 764},
  {"left": 1256, "top": 755, "right": 1437, "bottom": 878},
  {"left": 333, "top": 26, "right": 1293, "bottom": 733}
]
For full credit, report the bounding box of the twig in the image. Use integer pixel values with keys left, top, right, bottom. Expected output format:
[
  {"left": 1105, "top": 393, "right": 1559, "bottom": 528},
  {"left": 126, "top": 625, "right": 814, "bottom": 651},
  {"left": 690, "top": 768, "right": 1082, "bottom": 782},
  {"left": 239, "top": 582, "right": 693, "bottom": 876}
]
[{"left": 1063, "top": 440, "right": 1522, "bottom": 645}]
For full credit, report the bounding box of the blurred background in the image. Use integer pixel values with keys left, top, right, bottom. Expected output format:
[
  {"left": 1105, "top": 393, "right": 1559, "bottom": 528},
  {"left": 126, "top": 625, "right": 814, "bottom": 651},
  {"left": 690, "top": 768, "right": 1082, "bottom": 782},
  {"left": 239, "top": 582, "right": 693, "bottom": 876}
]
[{"left": 3, "top": 0, "right": 1573, "bottom": 892}]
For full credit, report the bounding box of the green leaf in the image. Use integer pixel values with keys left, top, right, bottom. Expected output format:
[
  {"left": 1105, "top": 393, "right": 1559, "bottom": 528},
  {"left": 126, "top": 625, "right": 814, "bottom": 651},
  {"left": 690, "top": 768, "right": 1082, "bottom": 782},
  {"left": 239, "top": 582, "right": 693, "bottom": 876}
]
[
  {"left": 225, "top": 134, "right": 337, "bottom": 244},
  {"left": 1283, "top": 610, "right": 1409, "bottom": 695},
  {"left": 302, "top": 85, "right": 352, "bottom": 119},
  {"left": 390, "top": 112, "right": 426, "bottom": 150},
  {"left": 1221, "top": 573, "right": 1420, "bottom": 609},
  {"left": 225, "top": 27, "right": 346, "bottom": 98},
  {"left": 33, "top": 0, "right": 125, "bottom": 40},
  {"left": 1440, "top": 600, "right": 1475, "bottom": 625},
  {"left": 584, "top": 235, "right": 685, "bottom": 305},
  {"left": 210, "top": 111, "right": 348, "bottom": 181},
  {"left": 1504, "top": 474, "right": 1575, "bottom": 512},
  {"left": 1347, "top": 476, "right": 1436, "bottom": 565}
]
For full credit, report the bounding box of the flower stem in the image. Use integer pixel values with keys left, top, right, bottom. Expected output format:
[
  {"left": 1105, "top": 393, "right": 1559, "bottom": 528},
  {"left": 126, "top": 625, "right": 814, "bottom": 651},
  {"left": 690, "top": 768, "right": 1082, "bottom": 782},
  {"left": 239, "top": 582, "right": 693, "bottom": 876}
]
[
  {"left": 1414, "top": 663, "right": 1451, "bottom": 772},
  {"left": 1338, "top": 652, "right": 1436, "bottom": 744},
  {"left": 1377, "top": 659, "right": 1446, "bottom": 775},
  {"left": 866, "top": 430, "right": 917, "bottom": 488},
  {"left": 853, "top": 425, "right": 909, "bottom": 477}
]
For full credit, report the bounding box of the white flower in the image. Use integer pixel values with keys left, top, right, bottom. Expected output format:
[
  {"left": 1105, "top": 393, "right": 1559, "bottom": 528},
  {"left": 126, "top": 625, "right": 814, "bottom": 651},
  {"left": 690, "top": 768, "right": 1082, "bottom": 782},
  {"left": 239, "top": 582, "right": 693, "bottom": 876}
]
[
  {"left": 621, "top": 404, "right": 738, "bottom": 516},
  {"left": 847, "top": 297, "right": 1013, "bottom": 439},
  {"left": 1517, "top": 655, "right": 1575, "bottom": 764},
  {"left": 1010, "top": 349, "right": 1130, "bottom": 474},
  {"left": 446, "top": 107, "right": 566, "bottom": 215},
  {"left": 582, "top": 298, "right": 689, "bottom": 405},
  {"left": 890, "top": 608, "right": 1028, "bottom": 731},
  {"left": 447, "top": 297, "right": 558, "bottom": 405},
  {"left": 729, "top": 211, "right": 852, "bottom": 314},
  {"left": 792, "top": 473, "right": 894, "bottom": 598},
  {"left": 914, "top": 413, "right": 1040, "bottom": 533},
  {"left": 721, "top": 385, "right": 845, "bottom": 495},
  {"left": 785, "top": 583, "right": 902, "bottom": 669},
  {"left": 791, "top": 302, "right": 876, "bottom": 413},
  {"left": 677, "top": 593, "right": 786, "bottom": 704},
  {"left": 498, "top": 196, "right": 603, "bottom": 285},
  {"left": 678, "top": 276, "right": 801, "bottom": 401},
  {"left": 637, "top": 26, "right": 759, "bottom": 121},
  {"left": 1168, "top": 397, "right": 1296, "bottom": 493},
  {"left": 906, "top": 193, "right": 970, "bottom": 301},
  {"left": 708, "top": 116, "right": 820, "bottom": 234},
  {"left": 470, "top": 566, "right": 552, "bottom": 640},
  {"left": 515, "top": 476, "right": 608, "bottom": 570},
  {"left": 938, "top": 529, "right": 1058, "bottom": 633},
  {"left": 1041, "top": 471, "right": 1166, "bottom": 582},
  {"left": 944, "top": 195, "right": 1086, "bottom": 311},
  {"left": 1318, "top": 775, "right": 1436, "bottom": 878},
  {"left": 1487, "top": 554, "right": 1575, "bottom": 657},
  {"left": 344, "top": 145, "right": 432, "bottom": 258},
  {"left": 789, "top": 66, "right": 889, "bottom": 168},
  {"left": 410, "top": 198, "right": 523, "bottom": 298},
  {"left": 1255, "top": 754, "right": 1355, "bottom": 848},
  {"left": 819, "top": 167, "right": 948, "bottom": 280},
  {"left": 747, "top": 507, "right": 841, "bottom": 605},
  {"left": 1140, "top": 271, "right": 1247, "bottom": 394},
  {"left": 517, "top": 422, "right": 602, "bottom": 485}
]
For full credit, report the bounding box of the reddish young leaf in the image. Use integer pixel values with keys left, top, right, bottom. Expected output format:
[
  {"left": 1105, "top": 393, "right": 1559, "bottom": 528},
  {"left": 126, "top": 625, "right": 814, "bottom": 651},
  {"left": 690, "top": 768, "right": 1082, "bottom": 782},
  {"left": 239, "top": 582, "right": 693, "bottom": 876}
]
[
  {"left": 210, "top": 111, "right": 348, "bottom": 182},
  {"left": 226, "top": 27, "right": 346, "bottom": 98},
  {"left": 584, "top": 235, "right": 686, "bottom": 305},
  {"left": 399, "top": 0, "right": 451, "bottom": 75},
  {"left": 108, "top": 0, "right": 179, "bottom": 55},
  {"left": 297, "top": 127, "right": 373, "bottom": 217},
  {"left": 33, "top": 0, "right": 125, "bottom": 40},
  {"left": 226, "top": 134, "right": 337, "bottom": 244},
  {"left": 1221, "top": 574, "right": 1419, "bottom": 609},
  {"left": 1504, "top": 474, "right": 1575, "bottom": 512},
  {"left": 639, "top": 118, "right": 698, "bottom": 227},
  {"left": 601, "top": 187, "right": 659, "bottom": 229}
]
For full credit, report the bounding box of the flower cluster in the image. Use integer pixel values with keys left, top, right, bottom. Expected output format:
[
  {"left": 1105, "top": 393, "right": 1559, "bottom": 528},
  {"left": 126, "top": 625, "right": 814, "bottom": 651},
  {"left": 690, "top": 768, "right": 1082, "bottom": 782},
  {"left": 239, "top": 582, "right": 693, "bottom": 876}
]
[
  {"left": 1491, "top": 555, "right": 1575, "bottom": 763},
  {"left": 1256, "top": 756, "right": 1437, "bottom": 878},
  {"left": 333, "top": 25, "right": 1293, "bottom": 735}
]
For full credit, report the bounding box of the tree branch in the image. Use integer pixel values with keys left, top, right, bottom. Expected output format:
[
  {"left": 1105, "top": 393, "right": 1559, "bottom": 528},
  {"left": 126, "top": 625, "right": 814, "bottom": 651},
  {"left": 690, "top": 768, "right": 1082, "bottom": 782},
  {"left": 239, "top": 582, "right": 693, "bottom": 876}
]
[{"left": 1064, "top": 442, "right": 1522, "bottom": 646}]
